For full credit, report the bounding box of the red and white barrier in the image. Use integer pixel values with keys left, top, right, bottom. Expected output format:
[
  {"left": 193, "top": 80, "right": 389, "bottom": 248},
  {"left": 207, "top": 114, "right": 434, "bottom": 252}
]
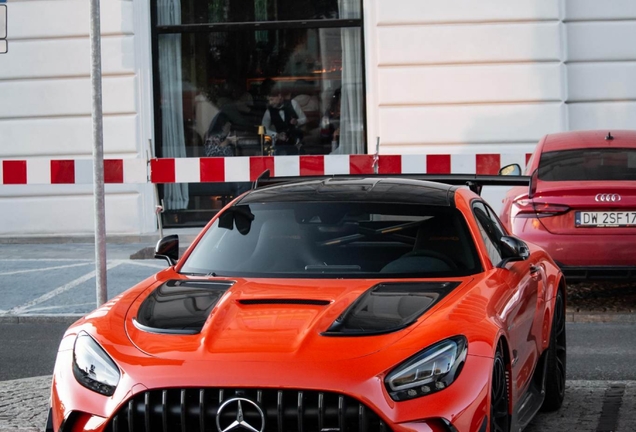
[
  {"left": 0, "top": 154, "right": 531, "bottom": 185},
  {"left": 0, "top": 159, "right": 147, "bottom": 185}
]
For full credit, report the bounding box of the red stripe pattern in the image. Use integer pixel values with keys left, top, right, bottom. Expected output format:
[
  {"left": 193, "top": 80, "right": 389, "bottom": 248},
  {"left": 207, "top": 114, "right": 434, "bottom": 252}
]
[
  {"left": 0, "top": 154, "right": 530, "bottom": 185},
  {"left": 2, "top": 160, "right": 27, "bottom": 184}
]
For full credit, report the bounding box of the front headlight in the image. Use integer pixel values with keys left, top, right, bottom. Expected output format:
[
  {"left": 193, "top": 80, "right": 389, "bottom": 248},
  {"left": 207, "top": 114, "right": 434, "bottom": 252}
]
[
  {"left": 385, "top": 336, "right": 467, "bottom": 401},
  {"left": 72, "top": 331, "right": 120, "bottom": 396}
]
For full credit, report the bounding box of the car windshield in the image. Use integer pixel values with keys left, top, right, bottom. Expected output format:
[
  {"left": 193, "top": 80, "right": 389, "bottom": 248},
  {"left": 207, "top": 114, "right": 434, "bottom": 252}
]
[
  {"left": 180, "top": 202, "right": 481, "bottom": 278},
  {"left": 539, "top": 148, "right": 636, "bottom": 181}
]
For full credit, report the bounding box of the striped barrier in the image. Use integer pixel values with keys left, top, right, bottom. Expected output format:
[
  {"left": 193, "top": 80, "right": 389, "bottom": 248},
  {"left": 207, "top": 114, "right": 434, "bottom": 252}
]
[{"left": 0, "top": 153, "right": 531, "bottom": 185}]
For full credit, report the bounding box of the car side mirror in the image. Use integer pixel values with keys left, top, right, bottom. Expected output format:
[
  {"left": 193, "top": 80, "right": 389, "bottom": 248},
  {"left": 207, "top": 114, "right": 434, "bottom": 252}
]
[
  {"left": 155, "top": 235, "right": 179, "bottom": 266},
  {"left": 496, "top": 236, "right": 529, "bottom": 268},
  {"left": 498, "top": 163, "right": 522, "bottom": 176}
]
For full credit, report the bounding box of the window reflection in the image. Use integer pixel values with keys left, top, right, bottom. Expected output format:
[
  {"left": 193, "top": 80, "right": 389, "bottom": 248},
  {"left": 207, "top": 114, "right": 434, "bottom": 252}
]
[
  {"left": 160, "top": 27, "right": 363, "bottom": 160},
  {"left": 154, "top": 0, "right": 364, "bottom": 225}
]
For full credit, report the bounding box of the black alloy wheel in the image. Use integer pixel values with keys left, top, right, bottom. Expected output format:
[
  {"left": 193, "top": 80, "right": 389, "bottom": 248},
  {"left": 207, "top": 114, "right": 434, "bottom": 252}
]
[
  {"left": 541, "top": 288, "right": 566, "bottom": 411},
  {"left": 490, "top": 342, "right": 510, "bottom": 432}
]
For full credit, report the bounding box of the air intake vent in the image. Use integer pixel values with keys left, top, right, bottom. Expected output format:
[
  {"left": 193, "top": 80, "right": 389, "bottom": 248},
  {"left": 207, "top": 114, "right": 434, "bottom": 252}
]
[
  {"left": 105, "top": 388, "right": 391, "bottom": 432},
  {"left": 135, "top": 280, "right": 234, "bottom": 335},
  {"left": 238, "top": 299, "right": 331, "bottom": 306},
  {"left": 324, "top": 282, "right": 460, "bottom": 336}
]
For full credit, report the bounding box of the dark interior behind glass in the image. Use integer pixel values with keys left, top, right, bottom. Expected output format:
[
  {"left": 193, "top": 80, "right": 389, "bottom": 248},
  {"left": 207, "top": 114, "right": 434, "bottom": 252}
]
[
  {"left": 153, "top": 0, "right": 365, "bottom": 227},
  {"left": 539, "top": 148, "right": 636, "bottom": 181},
  {"left": 181, "top": 202, "right": 482, "bottom": 278}
]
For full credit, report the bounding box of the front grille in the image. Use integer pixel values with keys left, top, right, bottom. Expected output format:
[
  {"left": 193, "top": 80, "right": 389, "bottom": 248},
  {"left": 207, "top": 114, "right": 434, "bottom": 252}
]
[{"left": 106, "top": 388, "right": 391, "bottom": 432}]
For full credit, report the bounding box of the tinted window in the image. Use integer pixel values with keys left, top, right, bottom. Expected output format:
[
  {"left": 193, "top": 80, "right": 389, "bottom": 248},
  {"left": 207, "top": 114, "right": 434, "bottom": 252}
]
[
  {"left": 181, "top": 202, "right": 481, "bottom": 278},
  {"left": 473, "top": 202, "right": 502, "bottom": 266},
  {"left": 539, "top": 148, "right": 636, "bottom": 181}
]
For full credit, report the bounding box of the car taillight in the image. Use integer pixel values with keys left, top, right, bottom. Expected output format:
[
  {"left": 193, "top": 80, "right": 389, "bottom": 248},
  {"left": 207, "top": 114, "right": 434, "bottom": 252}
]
[
  {"left": 533, "top": 202, "right": 570, "bottom": 216},
  {"left": 513, "top": 200, "right": 569, "bottom": 218}
]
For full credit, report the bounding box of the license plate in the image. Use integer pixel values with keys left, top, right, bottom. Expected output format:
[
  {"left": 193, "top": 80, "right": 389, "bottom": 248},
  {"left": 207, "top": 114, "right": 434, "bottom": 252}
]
[{"left": 575, "top": 211, "right": 636, "bottom": 227}]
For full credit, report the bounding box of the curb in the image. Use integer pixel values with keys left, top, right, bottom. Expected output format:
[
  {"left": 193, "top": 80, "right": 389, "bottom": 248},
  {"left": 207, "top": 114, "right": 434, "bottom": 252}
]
[
  {"left": 0, "top": 315, "right": 82, "bottom": 325},
  {"left": 0, "top": 228, "right": 202, "bottom": 245},
  {"left": 566, "top": 312, "right": 636, "bottom": 323}
]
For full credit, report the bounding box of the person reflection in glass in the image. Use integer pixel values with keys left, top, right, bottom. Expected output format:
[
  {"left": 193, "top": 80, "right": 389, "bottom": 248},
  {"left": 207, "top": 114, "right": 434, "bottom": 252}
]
[
  {"left": 262, "top": 83, "right": 307, "bottom": 154},
  {"left": 203, "top": 114, "right": 238, "bottom": 157}
]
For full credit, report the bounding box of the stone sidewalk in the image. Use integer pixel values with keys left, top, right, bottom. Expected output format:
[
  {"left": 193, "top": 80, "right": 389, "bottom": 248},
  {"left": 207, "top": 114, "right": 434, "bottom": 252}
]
[{"left": 0, "top": 376, "right": 49, "bottom": 432}]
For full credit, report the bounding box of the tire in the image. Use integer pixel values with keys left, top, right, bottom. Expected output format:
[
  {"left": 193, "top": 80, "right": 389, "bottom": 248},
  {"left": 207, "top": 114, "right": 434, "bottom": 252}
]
[
  {"left": 541, "top": 288, "right": 566, "bottom": 412},
  {"left": 490, "top": 342, "right": 510, "bottom": 432}
]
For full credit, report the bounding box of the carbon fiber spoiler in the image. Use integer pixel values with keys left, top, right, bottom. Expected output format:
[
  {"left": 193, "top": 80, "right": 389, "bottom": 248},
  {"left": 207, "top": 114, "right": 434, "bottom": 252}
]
[{"left": 252, "top": 170, "right": 530, "bottom": 195}]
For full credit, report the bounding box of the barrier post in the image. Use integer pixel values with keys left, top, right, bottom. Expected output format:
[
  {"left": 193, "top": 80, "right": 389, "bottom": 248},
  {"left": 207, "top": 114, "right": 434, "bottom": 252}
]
[{"left": 89, "top": 0, "right": 107, "bottom": 306}]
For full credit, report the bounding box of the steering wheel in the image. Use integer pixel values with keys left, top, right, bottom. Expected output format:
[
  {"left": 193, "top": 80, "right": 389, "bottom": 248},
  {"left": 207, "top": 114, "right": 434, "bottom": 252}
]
[{"left": 402, "top": 249, "right": 459, "bottom": 270}]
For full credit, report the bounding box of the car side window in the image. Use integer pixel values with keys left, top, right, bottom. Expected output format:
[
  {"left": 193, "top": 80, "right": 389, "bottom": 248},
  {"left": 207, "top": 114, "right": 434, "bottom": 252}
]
[
  {"left": 472, "top": 202, "right": 502, "bottom": 266},
  {"left": 484, "top": 204, "right": 508, "bottom": 239}
]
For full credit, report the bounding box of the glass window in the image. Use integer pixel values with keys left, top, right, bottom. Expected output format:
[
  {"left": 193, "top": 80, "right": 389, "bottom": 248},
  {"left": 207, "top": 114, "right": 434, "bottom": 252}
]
[
  {"left": 152, "top": 0, "right": 365, "bottom": 226},
  {"left": 180, "top": 202, "right": 481, "bottom": 278},
  {"left": 538, "top": 148, "right": 636, "bottom": 181},
  {"left": 473, "top": 202, "right": 502, "bottom": 266},
  {"left": 161, "top": 0, "right": 361, "bottom": 26}
]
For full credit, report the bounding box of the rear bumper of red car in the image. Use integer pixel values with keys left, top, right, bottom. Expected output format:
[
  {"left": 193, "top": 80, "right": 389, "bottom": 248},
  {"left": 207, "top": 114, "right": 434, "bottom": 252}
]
[
  {"left": 555, "top": 265, "right": 636, "bottom": 281},
  {"left": 512, "top": 218, "right": 636, "bottom": 280}
]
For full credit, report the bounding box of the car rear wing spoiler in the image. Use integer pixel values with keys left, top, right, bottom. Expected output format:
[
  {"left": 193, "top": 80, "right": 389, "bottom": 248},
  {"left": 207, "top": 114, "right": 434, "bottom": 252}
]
[{"left": 253, "top": 170, "right": 531, "bottom": 196}]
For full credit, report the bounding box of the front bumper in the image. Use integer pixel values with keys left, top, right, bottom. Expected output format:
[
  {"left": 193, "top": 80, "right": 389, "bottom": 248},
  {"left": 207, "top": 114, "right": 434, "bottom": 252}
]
[{"left": 49, "top": 350, "right": 493, "bottom": 432}]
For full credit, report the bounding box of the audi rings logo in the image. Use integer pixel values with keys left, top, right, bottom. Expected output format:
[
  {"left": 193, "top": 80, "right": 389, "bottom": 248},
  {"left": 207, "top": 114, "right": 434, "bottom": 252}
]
[
  {"left": 595, "top": 193, "right": 622, "bottom": 202},
  {"left": 216, "top": 397, "right": 265, "bottom": 432}
]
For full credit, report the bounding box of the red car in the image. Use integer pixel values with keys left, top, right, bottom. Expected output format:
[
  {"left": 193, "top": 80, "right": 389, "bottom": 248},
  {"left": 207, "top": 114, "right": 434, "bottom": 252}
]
[
  {"left": 47, "top": 176, "right": 565, "bottom": 432},
  {"left": 500, "top": 130, "right": 636, "bottom": 280}
]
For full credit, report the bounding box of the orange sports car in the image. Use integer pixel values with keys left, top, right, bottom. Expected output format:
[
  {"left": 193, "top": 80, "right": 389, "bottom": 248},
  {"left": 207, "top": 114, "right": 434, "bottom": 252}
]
[{"left": 47, "top": 176, "right": 566, "bottom": 432}]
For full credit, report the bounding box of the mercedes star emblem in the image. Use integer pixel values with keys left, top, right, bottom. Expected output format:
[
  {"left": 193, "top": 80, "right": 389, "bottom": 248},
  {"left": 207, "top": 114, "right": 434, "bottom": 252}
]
[{"left": 216, "top": 397, "right": 266, "bottom": 432}]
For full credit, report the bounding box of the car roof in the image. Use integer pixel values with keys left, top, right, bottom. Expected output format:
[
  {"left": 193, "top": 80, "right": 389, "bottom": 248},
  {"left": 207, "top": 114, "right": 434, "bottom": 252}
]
[
  {"left": 238, "top": 177, "right": 457, "bottom": 206},
  {"left": 542, "top": 130, "right": 636, "bottom": 153}
]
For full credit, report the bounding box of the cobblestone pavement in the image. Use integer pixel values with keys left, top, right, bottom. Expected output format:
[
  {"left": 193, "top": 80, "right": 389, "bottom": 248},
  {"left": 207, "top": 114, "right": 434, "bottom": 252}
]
[
  {"left": 0, "top": 376, "right": 49, "bottom": 432},
  {"left": 2, "top": 377, "right": 636, "bottom": 431}
]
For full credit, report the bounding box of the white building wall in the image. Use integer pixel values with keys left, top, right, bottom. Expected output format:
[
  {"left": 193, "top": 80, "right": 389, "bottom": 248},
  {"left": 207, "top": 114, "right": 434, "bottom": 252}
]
[
  {"left": 363, "top": 0, "right": 636, "bottom": 211},
  {"left": 564, "top": 0, "right": 636, "bottom": 130},
  {"left": 2, "top": 0, "right": 636, "bottom": 235},
  {"left": 365, "top": 0, "right": 566, "bottom": 158},
  {"left": 0, "top": 0, "right": 156, "bottom": 236}
]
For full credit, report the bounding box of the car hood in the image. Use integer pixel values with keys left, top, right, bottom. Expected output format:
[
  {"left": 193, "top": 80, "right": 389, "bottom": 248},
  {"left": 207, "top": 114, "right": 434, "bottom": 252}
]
[{"left": 124, "top": 274, "right": 472, "bottom": 362}]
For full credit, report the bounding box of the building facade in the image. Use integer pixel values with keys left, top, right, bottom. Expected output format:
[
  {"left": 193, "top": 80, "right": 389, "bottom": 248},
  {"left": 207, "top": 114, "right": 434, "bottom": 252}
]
[{"left": 1, "top": 0, "right": 635, "bottom": 236}]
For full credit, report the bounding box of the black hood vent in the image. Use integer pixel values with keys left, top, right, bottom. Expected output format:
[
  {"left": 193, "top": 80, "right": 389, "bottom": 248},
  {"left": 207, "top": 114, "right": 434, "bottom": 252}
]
[
  {"left": 323, "top": 282, "right": 460, "bottom": 336},
  {"left": 134, "top": 280, "right": 234, "bottom": 335},
  {"left": 238, "top": 299, "right": 331, "bottom": 306}
]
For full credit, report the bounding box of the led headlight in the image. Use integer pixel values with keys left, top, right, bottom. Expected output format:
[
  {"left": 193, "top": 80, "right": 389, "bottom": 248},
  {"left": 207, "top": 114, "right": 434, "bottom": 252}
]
[
  {"left": 385, "top": 336, "right": 467, "bottom": 401},
  {"left": 72, "top": 331, "right": 120, "bottom": 396}
]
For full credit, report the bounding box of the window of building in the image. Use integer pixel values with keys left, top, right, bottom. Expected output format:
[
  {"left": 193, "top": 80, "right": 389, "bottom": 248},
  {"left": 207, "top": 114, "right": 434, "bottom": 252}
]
[{"left": 151, "top": 0, "right": 366, "bottom": 226}]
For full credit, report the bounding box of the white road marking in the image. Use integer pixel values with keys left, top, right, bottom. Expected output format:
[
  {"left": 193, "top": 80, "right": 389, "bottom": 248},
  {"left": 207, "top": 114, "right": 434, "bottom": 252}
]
[
  {"left": 5, "top": 261, "right": 124, "bottom": 315},
  {"left": 20, "top": 303, "right": 95, "bottom": 313},
  {"left": 0, "top": 262, "right": 93, "bottom": 276}
]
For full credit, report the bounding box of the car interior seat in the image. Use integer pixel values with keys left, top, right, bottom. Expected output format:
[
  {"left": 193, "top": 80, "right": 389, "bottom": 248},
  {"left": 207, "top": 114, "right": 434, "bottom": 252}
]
[
  {"left": 381, "top": 216, "right": 472, "bottom": 274},
  {"left": 243, "top": 218, "right": 322, "bottom": 273}
]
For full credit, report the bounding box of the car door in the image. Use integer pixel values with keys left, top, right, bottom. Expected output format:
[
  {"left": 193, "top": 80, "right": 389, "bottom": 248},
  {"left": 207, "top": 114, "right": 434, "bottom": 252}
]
[{"left": 473, "top": 201, "right": 543, "bottom": 397}]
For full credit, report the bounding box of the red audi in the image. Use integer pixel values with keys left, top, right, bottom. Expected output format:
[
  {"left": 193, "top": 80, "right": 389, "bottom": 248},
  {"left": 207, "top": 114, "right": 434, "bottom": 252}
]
[{"left": 500, "top": 130, "right": 636, "bottom": 281}]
